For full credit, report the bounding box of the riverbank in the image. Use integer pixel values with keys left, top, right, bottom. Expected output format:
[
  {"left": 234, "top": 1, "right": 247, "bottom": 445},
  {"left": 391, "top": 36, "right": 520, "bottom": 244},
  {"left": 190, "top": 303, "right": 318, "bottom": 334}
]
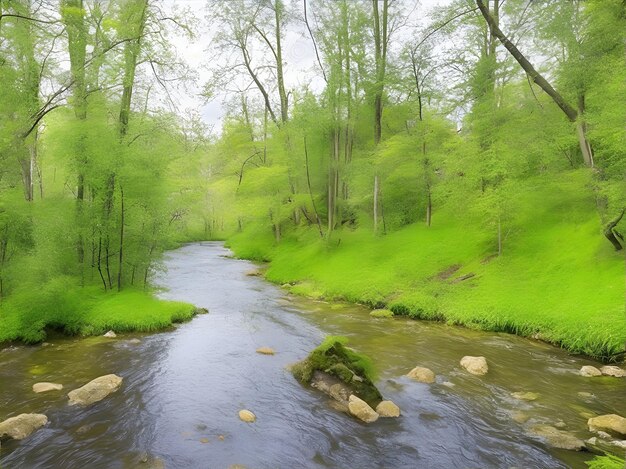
[
  {"left": 227, "top": 213, "right": 626, "bottom": 360},
  {"left": 0, "top": 278, "right": 198, "bottom": 344}
]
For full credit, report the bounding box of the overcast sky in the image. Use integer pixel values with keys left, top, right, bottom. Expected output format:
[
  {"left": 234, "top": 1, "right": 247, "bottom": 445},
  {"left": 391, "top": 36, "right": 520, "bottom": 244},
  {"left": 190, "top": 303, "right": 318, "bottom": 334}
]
[{"left": 165, "top": 0, "right": 453, "bottom": 133}]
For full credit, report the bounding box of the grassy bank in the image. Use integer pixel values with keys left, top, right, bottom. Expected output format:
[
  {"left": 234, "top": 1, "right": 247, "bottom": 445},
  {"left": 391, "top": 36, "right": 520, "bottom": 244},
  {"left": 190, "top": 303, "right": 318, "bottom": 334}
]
[
  {"left": 227, "top": 184, "right": 625, "bottom": 359},
  {"left": 0, "top": 277, "right": 198, "bottom": 344}
]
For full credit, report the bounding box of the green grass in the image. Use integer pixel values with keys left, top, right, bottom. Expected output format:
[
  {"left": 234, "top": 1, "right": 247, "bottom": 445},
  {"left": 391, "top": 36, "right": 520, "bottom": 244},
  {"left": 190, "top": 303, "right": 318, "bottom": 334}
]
[
  {"left": 0, "top": 277, "right": 199, "bottom": 344},
  {"left": 586, "top": 455, "right": 626, "bottom": 469},
  {"left": 228, "top": 174, "right": 626, "bottom": 359}
]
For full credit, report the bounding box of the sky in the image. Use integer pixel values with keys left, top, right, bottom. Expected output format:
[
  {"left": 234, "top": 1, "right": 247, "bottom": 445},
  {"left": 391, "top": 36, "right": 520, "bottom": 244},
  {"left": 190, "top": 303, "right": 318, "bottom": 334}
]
[{"left": 165, "top": 0, "right": 453, "bottom": 133}]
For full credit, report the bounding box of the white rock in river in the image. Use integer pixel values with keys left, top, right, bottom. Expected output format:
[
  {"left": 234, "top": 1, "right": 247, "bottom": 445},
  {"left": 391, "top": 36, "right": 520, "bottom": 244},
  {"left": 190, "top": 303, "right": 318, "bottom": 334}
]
[
  {"left": 588, "top": 414, "right": 626, "bottom": 436},
  {"left": 0, "top": 413, "right": 48, "bottom": 440},
  {"left": 375, "top": 400, "right": 400, "bottom": 418},
  {"left": 103, "top": 330, "right": 117, "bottom": 338},
  {"left": 460, "top": 356, "right": 488, "bottom": 375},
  {"left": 348, "top": 395, "right": 379, "bottom": 423},
  {"left": 600, "top": 366, "right": 626, "bottom": 378},
  {"left": 68, "top": 374, "right": 123, "bottom": 406},
  {"left": 33, "top": 382, "right": 63, "bottom": 393},
  {"left": 580, "top": 365, "right": 602, "bottom": 377},
  {"left": 406, "top": 366, "right": 435, "bottom": 383}
]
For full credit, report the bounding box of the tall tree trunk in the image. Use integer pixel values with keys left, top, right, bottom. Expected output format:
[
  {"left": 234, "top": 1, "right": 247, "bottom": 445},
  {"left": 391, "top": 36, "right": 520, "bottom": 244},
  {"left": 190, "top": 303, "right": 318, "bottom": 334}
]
[
  {"left": 374, "top": 174, "right": 379, "bottom": 233},
  {"left": 117, "top": 186, "right": 124, "bottom": 291},
  {"left": 274, "top": 0, "right": 288, "bottom": 123}
]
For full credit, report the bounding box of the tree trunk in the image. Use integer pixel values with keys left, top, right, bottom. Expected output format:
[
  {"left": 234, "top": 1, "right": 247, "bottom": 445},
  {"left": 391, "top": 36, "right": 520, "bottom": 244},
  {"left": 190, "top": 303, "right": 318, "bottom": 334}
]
[
  {"left": 274, "top": 0, "right": 288, "bottom": 123},
  {"left": 604, "top": 208, "right": 625, "bottom": 251},
  {"left": 374, "top": 174, "right": 379, "bottom": 233},
  {"left": 117, "top": 186, "right": 125, "bottom": 291}
]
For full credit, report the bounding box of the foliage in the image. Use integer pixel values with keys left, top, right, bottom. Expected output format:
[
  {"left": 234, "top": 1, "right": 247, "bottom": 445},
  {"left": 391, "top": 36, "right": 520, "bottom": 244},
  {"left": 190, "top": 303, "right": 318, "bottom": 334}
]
[{"left": 586, "top": 455, "right": 626, "bottom": 469}]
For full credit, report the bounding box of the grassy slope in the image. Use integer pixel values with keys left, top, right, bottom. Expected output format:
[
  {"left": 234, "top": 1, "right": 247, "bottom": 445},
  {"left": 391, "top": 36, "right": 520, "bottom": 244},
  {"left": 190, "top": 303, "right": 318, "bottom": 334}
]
[
  {"left": 228, "top": 174, "right": 625, "bottom": 358},
  {"left": 0, "top": 278, "right": 197, "bottom": 344}
]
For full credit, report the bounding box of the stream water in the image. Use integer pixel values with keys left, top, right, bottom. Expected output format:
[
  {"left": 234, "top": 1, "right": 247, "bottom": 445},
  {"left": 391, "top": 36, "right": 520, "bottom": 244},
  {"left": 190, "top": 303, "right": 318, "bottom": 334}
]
[{"left": 0, "top": 242, "right": 625, "bottom": 468}]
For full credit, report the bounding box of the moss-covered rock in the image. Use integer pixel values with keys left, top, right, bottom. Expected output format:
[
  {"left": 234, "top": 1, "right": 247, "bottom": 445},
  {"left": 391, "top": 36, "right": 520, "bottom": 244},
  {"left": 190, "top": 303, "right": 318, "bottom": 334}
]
[
  {"left": 369, "top": 309, "right": 394, "bottom": 319},
  {"left": 292, "top": 336, "right": 382, "bottom": 407}
]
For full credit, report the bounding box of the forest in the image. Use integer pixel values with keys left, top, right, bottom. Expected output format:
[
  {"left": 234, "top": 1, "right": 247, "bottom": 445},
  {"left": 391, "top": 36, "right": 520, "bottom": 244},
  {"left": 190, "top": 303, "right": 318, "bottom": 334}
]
[
  {"left": 0, "top": 1, "right": 625, "bottom": 468},
  {"left": 0, "top": 0, "right": 624, "bottom": 355}
]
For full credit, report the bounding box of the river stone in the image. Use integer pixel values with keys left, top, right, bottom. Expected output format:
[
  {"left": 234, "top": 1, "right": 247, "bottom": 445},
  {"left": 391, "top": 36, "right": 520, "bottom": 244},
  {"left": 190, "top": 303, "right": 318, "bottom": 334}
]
[
  {"left": 68, "top": 374, "right": 123, "bottom": 406},
  {"left": 33, "top": 382, "right": 63, "bottom": 393},
  {"left": 406, "top": 366, "right": 436, "bottom": 383},
  {"left": 511, "top": 411, "right": 530, "bottom": 424},
  {"left": 511, "top": 391, "right": 540, "bottom": 401},
  {"left": 376, "top": 400, "right": 400, "bottom": 418},
  {"left": 460, "top": 356, "right": 488, "bottom": 375},
  {"left": 600, "top": 366, "right": 626, "bottom": 378},
  {"left": 256, "top": 347, "right": 275, "bottom": 355},
  {"left": 529, "top": 425, "right": 586, "bottom": 451},
  {"left": 128, "top": 338, "right": 141, "bottom": 345},
  {"left": 103, "top": 330, "right": 117, "bottom": 338},
  {"left": 238, "top": 410, "right": 256, "bottom": 423},
  {"left": 348, "top": 395, "right": 379, "bottom": 423},
  {"left": 0, "top": 413, "right": 48, "bottom": 440},
  {"left": 580, "top": 365, "right": 602, "bottom": 377},
  {"left": 588, "top": 414, "right": 626, "bottom": 436}
]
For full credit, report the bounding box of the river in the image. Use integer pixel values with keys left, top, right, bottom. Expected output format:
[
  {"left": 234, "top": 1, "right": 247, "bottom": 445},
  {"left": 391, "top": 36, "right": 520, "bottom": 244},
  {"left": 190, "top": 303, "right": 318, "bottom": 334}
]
[{"left": 0, "top": 242, "right": 624, "bottom": 468}]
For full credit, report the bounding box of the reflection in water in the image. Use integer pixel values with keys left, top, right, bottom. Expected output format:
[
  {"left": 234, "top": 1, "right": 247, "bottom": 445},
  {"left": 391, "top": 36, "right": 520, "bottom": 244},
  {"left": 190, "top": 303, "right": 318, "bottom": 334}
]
[{"left": 0, "top": 242, "right": 624, "bottom": 468}]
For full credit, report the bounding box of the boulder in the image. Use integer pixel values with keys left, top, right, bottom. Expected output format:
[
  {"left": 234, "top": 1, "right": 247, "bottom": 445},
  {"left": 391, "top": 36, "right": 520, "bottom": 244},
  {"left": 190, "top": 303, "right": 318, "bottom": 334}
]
[
  {"left": 68, "top": 374, "right": 123, "bottom": 406},
  {"left": 580, "top": 365, "right": 602, "bottom": 377},
  {"left": 406, "top": 366, "right": 435, "bottom": 384},
  {"left": 348, "top": 395, "right": 379, "bottom": 423},
  {"left": 600, "top": 366, "right": 626, "bottom": 378},
  {"left": 511, "top": 391, "right": 540, "bottom": 401},
  {"left": 103, "top": 330, "right": 117, "bottom": 338},
  {"left": 369, "top": 309, "right": 394, "bottom": 319},
  {"left": 0, "top": 413, "right": 48, "bottom": 440},
  {"left": 460, "top": 356, "right": 488, "bottom": 375},
  {"left": 588, "top": 414, "right": 626, "bottom": 436},
  {"left": 376, "top": 400, "right": 400, "bottom": 418},
  {"left": 256, "top": 347, "right": 275, "bottom": 355},
  {"left": 529, "top": 425, "right": 586, "bottom": 451},
  {"left": 33, "top": 382, "right": 63, "bottom": 393},
  {"left": 238, "top": 410, "right": 256, "bottom": 423},
  {"left": 292, "top": 337, "right": 382, "bottom": 408}
]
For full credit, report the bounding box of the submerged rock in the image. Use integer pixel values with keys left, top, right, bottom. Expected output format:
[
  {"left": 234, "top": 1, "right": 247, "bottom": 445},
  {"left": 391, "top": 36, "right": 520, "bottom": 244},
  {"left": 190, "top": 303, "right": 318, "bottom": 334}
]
[
  {"left": 580, "top": 365, "right": 602, "bottom": 377},
  {"left": 33, "top": 382, "right": 63, "bottom": 393},
  {"left": 511, "top": 411, "right": 530, "bottom": 424},
  {"left": 292, "top": 337, "right": 382, "bottom": 408},
  {"left": 128, "top": 338, "right": 142, "bottom": 345},
  {"left": 460, "top": 356, "right": 488, "bottom": 375},
  {"left": 256, "top": 347, "right": 275, "bottom": 355},
  {"left": 588, "top": 414, "right": 626, "bottom": 436},
  {"left": 103, "top": 330, "right": 117, "bottom": 338},
  {"left": 376, "top": 400, "right": 400, "bottom": 418},
  {"left": 348, "top": 395, "right": 379, "bottom": 423},
  {"left": 529, "top": 424, "right": 585, "bottom": 451},
  {"left": 600, "top": 366, "right": 626, "bottom": 378},
  {"left": 511, "top": 391, "right": 540, "bottom": 401},
  {"left": 0, "top": 413, "right": 48, "bottom": 440},
  {"left": 406, "top": 366, "right": 436, "bottom": 384},
  {"left": 238, "top": 410, "right": 256, "bottom": 423},
  {"left": 68, "top": 374, "right": 123, "bottom": 406}
]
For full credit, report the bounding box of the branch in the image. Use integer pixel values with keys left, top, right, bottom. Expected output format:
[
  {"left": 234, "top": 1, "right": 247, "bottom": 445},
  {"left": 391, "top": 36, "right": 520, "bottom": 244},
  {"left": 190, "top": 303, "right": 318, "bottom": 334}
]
[
  {"left": 303, "top": 0, "right": 327, "bottom": 84},
  {"left": 476, "top": 0, "right": 578, "bottom": 122}
]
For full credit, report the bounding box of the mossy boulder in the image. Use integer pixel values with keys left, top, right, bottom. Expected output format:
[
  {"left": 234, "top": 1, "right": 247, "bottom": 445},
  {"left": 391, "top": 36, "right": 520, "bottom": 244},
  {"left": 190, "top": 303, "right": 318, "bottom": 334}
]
[{"left": 292, "top": 336, "right": 383, "bottom": 407}]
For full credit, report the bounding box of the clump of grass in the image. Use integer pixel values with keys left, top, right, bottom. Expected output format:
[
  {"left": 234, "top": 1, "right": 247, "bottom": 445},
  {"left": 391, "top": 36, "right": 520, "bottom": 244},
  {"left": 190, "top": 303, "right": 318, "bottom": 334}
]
[
  {"left": 586, "top": 455, "right": 625, "bottom": 469},
  {"left": 370, "top": 309, "right": 394, "bottom": 318},
  {"left": 292, "top": 336, "right": 382, "bottom": 405},
  {"left": 0, "top": 278, "right": 198, "bottom": 344}
]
